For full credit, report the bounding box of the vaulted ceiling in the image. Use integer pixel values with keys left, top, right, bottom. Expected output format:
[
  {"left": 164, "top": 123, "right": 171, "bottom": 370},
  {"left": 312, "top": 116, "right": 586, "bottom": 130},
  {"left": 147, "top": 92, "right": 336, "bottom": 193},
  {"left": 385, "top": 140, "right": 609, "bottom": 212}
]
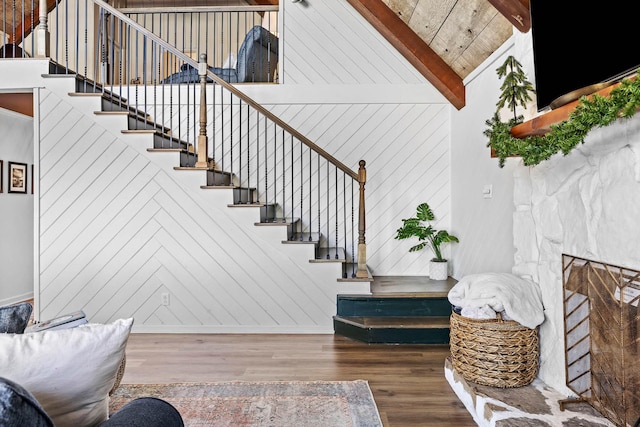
[{"left": 348, "top": 0, "right": 530, "bottom": 109}]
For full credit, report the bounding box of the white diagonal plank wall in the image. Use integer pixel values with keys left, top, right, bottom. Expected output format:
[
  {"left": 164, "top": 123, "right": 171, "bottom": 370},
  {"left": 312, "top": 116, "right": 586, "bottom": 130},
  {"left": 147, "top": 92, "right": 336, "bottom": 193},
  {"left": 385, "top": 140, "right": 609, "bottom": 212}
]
[
  {"left": 27, "top": 0, "right": 454, "bottom": 332},
  {"left": 37, "top": 81, "right": 369, "bottom": 332}
]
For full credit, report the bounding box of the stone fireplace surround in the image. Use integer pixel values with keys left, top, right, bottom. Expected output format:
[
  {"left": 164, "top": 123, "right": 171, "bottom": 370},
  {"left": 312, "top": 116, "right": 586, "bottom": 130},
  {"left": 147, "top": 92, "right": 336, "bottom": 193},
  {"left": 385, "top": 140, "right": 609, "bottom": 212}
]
[
  {"left": 446, "top": 116, "right": 640, "bottom": 426},
  {"left": 512, "top": 115, "right": 640, "bottom": 397}
]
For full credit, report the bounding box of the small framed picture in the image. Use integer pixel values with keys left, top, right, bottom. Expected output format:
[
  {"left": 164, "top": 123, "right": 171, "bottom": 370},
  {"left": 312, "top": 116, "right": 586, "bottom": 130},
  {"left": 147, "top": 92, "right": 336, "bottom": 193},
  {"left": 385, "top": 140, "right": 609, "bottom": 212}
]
[{"left": 8, "top": 161, "right": 28, "bottom": 194}]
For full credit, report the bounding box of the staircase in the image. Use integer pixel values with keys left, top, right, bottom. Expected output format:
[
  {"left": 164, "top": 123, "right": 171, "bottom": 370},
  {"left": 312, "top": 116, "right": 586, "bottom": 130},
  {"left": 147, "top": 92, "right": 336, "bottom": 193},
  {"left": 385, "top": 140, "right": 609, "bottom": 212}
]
[
  {"left": 333, "top": 276, "right": 455, "bottom": 344},
  {"left": 13, "top": 0, "right": 379, "bottom": 331},
  {"left": 56, "top": 63, "right": 372, "bottom": 278}
]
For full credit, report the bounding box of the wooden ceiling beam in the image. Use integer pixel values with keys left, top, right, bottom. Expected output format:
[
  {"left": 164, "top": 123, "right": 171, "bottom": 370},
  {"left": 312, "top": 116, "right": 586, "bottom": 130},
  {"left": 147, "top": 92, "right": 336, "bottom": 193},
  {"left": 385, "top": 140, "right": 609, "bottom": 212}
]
[
  {"left": 486, "top": 0, "right": 530, "bottom": 33},
  {"left": 346, "top": 0, "right": 465, "bottom": 110}
]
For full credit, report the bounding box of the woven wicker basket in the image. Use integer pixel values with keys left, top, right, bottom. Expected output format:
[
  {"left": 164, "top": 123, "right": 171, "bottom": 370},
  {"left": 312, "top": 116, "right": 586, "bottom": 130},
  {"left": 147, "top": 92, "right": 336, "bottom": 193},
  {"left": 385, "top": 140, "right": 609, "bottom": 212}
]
[{"left": 449, "top": 311, "right": 539, "bottom": 388}]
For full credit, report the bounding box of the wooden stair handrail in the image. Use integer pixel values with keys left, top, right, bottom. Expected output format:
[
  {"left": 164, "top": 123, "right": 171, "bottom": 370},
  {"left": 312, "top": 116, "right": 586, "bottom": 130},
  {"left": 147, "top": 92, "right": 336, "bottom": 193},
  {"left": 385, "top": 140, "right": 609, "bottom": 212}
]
[
  {"left": 96, "top": 0, "right": 359, "bottom": 182},
  {"left": 93, "top": 0, "right": 369, "bottom": 274}
]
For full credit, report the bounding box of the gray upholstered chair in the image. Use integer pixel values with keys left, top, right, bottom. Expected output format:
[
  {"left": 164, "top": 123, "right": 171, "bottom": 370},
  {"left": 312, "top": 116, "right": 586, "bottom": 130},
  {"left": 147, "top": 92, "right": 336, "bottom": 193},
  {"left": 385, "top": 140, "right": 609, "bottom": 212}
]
[{"left": 163, "top": 26, "right": 279, "bottom": 84}]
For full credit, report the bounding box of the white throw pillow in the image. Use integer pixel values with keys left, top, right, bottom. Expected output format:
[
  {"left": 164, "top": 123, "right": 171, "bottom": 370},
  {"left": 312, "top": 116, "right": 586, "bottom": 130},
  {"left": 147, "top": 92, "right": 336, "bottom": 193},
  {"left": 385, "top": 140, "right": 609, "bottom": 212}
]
[{"left": 0, "top": 317, "right": 134, "bottom": 427}]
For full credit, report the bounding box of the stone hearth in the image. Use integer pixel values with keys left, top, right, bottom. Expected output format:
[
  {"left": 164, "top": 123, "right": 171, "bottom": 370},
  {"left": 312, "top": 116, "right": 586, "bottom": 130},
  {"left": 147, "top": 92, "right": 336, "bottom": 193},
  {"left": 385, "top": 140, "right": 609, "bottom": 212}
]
[{"left": 445, "top": 358, "right": 615, "bottom": 427}]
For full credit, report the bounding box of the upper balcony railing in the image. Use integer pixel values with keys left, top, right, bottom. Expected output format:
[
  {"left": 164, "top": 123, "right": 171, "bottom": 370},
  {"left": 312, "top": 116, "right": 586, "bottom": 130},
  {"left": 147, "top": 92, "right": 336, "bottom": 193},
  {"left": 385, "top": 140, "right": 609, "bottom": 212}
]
[{"left": 121, "top": 5, "right": 279, "bottom": 84}]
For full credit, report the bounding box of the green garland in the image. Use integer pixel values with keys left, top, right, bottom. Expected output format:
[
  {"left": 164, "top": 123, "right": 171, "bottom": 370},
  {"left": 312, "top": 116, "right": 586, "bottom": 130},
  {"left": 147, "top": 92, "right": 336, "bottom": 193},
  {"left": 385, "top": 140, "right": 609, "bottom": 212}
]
[{"left": 484, "top": 70, "right": 640, "bottom": 168}]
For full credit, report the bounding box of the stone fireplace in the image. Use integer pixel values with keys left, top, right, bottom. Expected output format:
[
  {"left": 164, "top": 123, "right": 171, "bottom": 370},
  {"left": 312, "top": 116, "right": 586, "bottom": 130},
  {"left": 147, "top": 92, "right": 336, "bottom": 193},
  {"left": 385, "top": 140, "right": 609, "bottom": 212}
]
[
  {"left": 512, "top": 116, "right": 640, "bottom": 406},
  {"left": 445, "top": 116, "right": 640, "bottom": 427}
]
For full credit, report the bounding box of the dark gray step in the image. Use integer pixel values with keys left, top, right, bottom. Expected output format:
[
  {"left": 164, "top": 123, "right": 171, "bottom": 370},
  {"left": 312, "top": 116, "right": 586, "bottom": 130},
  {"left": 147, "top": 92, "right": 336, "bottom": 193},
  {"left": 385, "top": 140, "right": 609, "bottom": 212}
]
[
  {"left": 94, "top": 110, "right": 171, "bottom": 136},
  {"left": 178, "top": 151, "right": 199, "bottom": 168},
  {"left": 255, "top": 217, "right": 299, "bottom": 226},
  {"left": 309, "top": 247, "right": 346, "bottom": 263},
  {"left": 336, "top": 293, "right": 452, "bottom": 317},
  {"left": 206, "top": 169, "right": 233, "bottom": 186},
  {"left": 338, "top": 263, "right": 374, "bottom": 282},
  {"left": 283, "top": 232, "right": 320, "bottom": 244},
  {"left": 260, "top": 204, "right": 276, "bottom": 222},
  {"left": 126, "top": 114, "right": 171, "bottom": 134},
  {"left": 153, "top": 134, "right": 192, "bottom": 152},
  {"left": 255, "top": 217, "right": 299, "bottom": 238},
  {"left": 225, "top": 202, "right": 276, "bottom": 222},
  {"left": 233, "top": 187, "right": 256, "bottom": 204},
  {"left": 175, "top": 151, "right": 217, "bottom": 169},
  {"left": 333, "top": 315, "right": 451, "bottom": 344}
]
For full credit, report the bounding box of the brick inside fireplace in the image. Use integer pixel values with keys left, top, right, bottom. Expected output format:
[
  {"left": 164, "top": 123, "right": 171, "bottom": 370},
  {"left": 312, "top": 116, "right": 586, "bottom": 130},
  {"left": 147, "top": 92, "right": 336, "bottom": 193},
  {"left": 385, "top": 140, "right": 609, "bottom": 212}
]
[{"left": 563, "top": 254, "right": 640, "bottom": 427}]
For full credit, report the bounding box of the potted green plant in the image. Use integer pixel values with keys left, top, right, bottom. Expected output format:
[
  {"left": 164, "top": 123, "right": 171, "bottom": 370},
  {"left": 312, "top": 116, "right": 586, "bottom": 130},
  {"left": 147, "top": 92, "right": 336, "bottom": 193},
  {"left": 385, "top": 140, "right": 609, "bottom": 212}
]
[{"left": 394, "top": 202, "right": 459, "bottom": 280}]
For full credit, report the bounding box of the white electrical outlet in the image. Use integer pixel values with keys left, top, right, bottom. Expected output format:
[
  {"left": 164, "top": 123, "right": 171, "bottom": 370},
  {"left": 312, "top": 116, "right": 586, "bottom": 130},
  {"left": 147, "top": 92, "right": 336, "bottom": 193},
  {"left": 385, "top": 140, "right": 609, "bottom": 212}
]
[{"left": 161, "top": 293, "right": 170, "bottom": 306}]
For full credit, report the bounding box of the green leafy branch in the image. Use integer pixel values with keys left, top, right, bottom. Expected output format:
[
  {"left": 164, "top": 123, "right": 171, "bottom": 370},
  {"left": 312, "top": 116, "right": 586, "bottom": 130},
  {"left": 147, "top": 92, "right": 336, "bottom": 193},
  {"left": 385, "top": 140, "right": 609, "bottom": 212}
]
[{"left": 485, "top": 69, "right": 640, "bottom": 168}]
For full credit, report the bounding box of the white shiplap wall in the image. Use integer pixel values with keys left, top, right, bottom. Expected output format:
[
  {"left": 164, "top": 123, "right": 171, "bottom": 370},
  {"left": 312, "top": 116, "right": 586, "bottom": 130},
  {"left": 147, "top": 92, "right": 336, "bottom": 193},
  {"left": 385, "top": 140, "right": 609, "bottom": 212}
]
[
  {"left": 37, "top": 75, "right": 370, "bottom": 332},
  {"left": 281, "top": 1, "right": 426, "bottom": 85},
  {"left": 9, "top": 0, "right": 459, "bottom": 331}
]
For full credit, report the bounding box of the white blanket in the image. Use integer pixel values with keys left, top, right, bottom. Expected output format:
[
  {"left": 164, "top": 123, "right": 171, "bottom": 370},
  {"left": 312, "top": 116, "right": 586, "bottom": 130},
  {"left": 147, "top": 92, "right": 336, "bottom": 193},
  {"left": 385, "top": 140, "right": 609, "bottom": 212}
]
[{"left": 448, "top": 273, "right": 545, "bottom": 329}]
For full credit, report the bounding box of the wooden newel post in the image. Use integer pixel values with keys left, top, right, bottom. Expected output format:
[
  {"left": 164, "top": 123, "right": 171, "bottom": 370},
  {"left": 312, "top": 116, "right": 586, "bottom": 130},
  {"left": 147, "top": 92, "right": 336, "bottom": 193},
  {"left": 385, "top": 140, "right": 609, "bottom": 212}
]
[
  {"left": 35, "top": 0, "right": 50, "bottom": 58},
  {"left": 356, "top": 160, "right": 368, "bottom": 278},
  {"left": 195, "top": 53, "right": 210, "bottom": 169}
]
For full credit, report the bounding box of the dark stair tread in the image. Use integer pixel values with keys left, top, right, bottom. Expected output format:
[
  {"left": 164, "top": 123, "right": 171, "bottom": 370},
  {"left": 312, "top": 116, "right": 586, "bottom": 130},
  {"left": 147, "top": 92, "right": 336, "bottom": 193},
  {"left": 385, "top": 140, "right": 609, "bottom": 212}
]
[
  {"left": 94, "top": 111, "right": 171, "bottom": 134},
  {"left": 227, "top": 203, "right": 267, "bottom": 207},
  {"left": 69, "top": 92, "right": 132, "bottom": 111},
  {"left": 255, "top": 218, "right": 299, "bottom": 226},
  {"left": 283, "top": 232, "right": 320, "bottom": 244},
  {"left": 142, "top": 133, "right": 194, "bottom": 152},
  {"left": 71, "top": 85, "right": 169, "bottom": 133},
  {"left": 338, "top": 263, "right": 374, "bottom": 282},
  {"left": 90, "top": 94, "right": 139, "bottom": 119},
  {"left": 93, "top": 109, "right": 139, "bottom": 117},
  {"left": 333, "top": 315, "right": 451, "bottom": 329},
  {"left": 173, "top": 164, "right": 215, "bottom": 171},
  {"left": 152, "top": 136, "right": 193, "bottom": 150},
  {"left": 311, "top": 247, "right": 346, "bottom": 263},
  {"left": 201, "top": 185, "right": 236, "bottom": 189}
]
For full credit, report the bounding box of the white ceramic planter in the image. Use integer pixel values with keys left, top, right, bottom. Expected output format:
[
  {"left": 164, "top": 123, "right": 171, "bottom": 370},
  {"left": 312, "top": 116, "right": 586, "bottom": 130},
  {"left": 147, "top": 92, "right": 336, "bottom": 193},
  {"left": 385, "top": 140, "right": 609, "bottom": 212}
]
[{"left": 429, "top": 260, "right": 448, "bottom": 281}]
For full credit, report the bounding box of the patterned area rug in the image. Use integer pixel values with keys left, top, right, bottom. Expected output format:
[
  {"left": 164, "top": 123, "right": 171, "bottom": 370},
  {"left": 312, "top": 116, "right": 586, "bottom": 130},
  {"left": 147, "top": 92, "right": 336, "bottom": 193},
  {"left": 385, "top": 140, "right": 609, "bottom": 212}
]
[{"left": 109, "top": 380, "right": 383, "bottom": 427}]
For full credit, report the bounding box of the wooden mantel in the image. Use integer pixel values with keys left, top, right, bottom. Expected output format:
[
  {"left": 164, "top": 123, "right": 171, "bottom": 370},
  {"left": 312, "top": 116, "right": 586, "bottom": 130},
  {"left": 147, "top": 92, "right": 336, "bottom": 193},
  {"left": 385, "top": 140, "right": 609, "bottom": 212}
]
[{"left": 511, "top": 78, "right": 629, "bottom": 138}]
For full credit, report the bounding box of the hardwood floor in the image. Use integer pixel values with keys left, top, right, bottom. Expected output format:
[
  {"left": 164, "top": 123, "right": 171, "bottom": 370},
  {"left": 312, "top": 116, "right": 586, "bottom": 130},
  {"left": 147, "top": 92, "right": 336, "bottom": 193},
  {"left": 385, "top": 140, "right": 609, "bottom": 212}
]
[{"left": 121, "top": 333, "right": 476, "bottom": 427}]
